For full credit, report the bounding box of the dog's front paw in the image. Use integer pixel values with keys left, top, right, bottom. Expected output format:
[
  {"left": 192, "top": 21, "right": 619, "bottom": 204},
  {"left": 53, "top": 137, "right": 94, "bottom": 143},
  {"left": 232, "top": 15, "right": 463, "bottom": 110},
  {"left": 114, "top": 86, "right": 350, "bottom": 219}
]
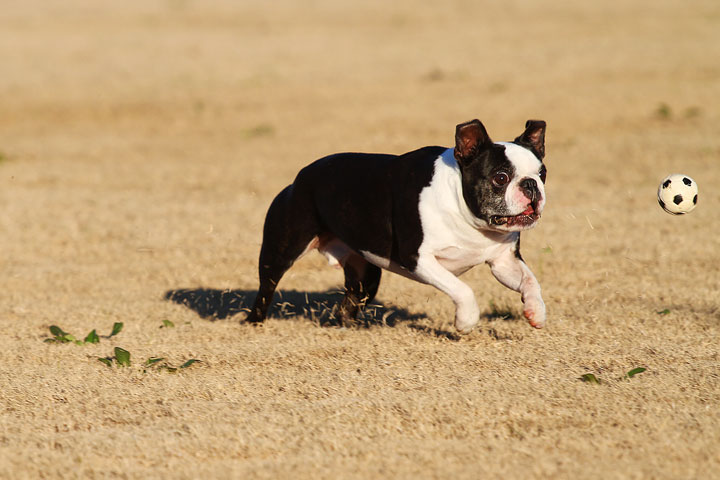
[
  {"left": 523, "top": 297, "right": 546, "bottom": 329},
  {"left": 454, "top": 303, "right": 480, "bottom": 334}
]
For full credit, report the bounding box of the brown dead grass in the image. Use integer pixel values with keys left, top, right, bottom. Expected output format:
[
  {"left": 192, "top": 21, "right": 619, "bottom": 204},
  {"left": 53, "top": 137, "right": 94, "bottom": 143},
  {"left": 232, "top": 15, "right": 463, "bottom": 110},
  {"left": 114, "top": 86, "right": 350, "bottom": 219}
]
[{"left": 1, "top": 0, "right": 719, "bottom": 478}]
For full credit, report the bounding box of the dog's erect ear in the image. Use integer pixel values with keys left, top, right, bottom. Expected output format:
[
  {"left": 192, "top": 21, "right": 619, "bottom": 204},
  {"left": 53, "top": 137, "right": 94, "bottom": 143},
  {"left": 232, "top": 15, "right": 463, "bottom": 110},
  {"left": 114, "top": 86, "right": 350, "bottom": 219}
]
[
  {"left": 514, "top": 120, "right": 546, "bottom": 159},
  {"left": 455, "top": 119, "right": 492, "bottom": 163}
]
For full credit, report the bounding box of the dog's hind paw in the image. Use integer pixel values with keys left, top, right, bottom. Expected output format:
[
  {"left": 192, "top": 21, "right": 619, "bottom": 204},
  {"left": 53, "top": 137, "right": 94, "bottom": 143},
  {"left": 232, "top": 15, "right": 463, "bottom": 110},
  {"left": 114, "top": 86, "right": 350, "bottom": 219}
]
[{"left": 244, "top": 311, "right": 265, "bottom": 324}]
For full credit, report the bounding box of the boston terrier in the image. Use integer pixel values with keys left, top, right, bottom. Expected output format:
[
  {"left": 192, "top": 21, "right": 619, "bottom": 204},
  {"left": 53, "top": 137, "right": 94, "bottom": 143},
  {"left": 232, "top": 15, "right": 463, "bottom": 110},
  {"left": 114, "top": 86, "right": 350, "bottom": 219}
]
[{"left": 246, "top": 119, "right": 547, "bottom": 333}]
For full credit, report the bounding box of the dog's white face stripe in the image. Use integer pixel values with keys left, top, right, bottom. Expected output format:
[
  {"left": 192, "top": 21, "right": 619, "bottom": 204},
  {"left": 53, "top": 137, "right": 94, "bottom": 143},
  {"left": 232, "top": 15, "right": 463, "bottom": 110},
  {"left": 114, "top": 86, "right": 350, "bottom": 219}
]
[{"left": 496, "top": 142, "right": 546, "bottom": 215}]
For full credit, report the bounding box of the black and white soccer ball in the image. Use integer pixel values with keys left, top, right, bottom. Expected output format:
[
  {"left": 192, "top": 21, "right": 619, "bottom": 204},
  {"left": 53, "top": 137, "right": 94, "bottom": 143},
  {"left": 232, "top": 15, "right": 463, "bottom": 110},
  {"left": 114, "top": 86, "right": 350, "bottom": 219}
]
[{"left": 657, "top": 174, "right": 698, "bottom": 215}]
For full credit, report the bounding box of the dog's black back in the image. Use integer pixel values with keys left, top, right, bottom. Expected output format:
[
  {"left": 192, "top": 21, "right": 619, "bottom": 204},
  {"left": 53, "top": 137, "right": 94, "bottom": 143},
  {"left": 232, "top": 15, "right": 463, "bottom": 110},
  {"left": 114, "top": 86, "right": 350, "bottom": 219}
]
[{"left": 296, "top": 146, "right": 445, "bottom": 266}]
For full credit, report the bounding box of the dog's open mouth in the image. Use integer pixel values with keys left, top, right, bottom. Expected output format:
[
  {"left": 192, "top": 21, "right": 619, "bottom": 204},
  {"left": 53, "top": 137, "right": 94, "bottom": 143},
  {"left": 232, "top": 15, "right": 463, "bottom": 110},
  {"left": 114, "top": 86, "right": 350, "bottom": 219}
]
[{"left": 490, "top": 205, "right": 540, "bottom": 228}]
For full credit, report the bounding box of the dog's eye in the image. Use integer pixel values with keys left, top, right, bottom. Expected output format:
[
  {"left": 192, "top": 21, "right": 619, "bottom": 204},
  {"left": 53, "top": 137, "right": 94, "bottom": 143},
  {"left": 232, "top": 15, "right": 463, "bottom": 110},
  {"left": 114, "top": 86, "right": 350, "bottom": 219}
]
[
  {"left": 492, "top": 172, "right": 510, "bottom": 187},
  {"left": 539, "top": 165, "right": 547, "bottom": 183}
]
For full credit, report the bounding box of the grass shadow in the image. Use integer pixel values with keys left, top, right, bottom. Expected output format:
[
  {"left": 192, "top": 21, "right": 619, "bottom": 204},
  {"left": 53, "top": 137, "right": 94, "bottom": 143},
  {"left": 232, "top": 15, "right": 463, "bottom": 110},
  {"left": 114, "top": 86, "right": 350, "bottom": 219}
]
[
  {"left": 164, "top": 288, "right": 427, "bottom": 328},
  {"left": 481, "top": 301, "right": 523, "bottom": 323},
  {"left": 406, "top": 324, "right": 462, "bottom": 342}
]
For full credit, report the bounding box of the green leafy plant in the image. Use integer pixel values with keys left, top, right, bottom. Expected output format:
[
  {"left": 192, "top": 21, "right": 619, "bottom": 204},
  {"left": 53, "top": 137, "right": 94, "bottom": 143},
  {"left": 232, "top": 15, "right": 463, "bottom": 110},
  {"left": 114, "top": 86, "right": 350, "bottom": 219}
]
[
  {"left": 98, "top": 347, "right": 131, "bottom": 367},
  {"left": 115, "top": 347, "right": 131, "bottom": 366},
  {"left": 580, "top": 373, "right": 601, "bottom": 384},
  {"left": 656, "top": 103, "right": 672, "bottom": 120},
  {"left": 143, "top": 356, "right": 201, "bottom": 373},
  {"left": 626, "top": 367, "right": 646, "bottom": 378},
  {"left": 47, "top": 322, "right": 200, "bottom": 373},
  {"left": 45, "top": 326, "right": 79, "bottom": 344},
  {"left": 109, "top": 322, "right": 124, "bottom": 337},
  {"left": 98, "top": 357, "right": 113, "bottom": 367},
  {"left": 101, "top": 351, "right": 202, "bottom": 372},
  {"left": 179, "top": 359, "right": 201, "bottom": 369},
  {"left": 45, "top": 322, "right": 124, "bottom": 345},
  {"left": 84, "top": 329, "right": 100, "bottom": 344},
  {"left": 580, "top": 367, "right": 647, "bottom": 384},
  {"left": 657, "top": 309, "right": 671, "bottom": 315}
]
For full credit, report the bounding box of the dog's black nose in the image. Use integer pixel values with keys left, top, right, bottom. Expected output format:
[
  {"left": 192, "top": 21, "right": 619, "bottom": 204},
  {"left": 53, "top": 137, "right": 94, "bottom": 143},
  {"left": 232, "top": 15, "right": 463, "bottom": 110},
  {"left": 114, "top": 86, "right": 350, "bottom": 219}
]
[{"left": 520, "top": 178, "right": 538, "bottom": 201}]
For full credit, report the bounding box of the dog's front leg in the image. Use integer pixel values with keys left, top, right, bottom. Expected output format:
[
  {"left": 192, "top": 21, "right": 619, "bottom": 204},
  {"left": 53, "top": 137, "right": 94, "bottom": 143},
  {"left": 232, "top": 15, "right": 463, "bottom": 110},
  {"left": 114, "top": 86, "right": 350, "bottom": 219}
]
[
  {"left": 414, "top": 256, "right": 480, "bottom": 334},
  {"left": 488, "top": 248, "right": 546, "bottom": 328}
]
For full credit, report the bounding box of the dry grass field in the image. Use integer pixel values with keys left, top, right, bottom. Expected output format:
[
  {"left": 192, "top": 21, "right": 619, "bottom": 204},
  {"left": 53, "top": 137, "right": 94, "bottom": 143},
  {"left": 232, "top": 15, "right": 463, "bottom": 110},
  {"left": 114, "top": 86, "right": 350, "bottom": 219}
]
[{"left": 1, "top": 0, "right": 719, "bottom": 478}]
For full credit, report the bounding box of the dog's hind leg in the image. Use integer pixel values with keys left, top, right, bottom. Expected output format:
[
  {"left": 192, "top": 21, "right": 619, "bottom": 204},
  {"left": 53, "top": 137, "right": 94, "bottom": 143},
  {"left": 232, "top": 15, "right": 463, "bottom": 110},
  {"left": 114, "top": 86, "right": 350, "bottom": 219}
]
[
  {"left": 246, "top": 185, "right": 319, "bottom": 323},
  {"left": 337, "top": 255, "right": 382, "bottom": 325}
]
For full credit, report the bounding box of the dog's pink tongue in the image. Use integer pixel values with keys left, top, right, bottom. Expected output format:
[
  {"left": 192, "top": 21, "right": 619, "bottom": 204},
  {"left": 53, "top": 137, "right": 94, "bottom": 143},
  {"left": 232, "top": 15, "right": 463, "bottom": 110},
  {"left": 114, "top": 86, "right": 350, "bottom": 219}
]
[{"left": 522, "top": 205, "right": 534, "bottom": 215}]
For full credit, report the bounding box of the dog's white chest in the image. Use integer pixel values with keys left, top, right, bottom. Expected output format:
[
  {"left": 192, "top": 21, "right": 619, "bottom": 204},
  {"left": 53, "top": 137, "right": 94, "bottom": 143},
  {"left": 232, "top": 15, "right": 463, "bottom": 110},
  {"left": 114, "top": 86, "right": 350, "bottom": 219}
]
[
  {"left": 433, "top": 246, "right": 480, "bottom": 276},
  {"left": 417, "top": 150, "right": 518, "bottom": 276},
  {"left": 433, "top": 241, "right": 512, "bottom": 276}
]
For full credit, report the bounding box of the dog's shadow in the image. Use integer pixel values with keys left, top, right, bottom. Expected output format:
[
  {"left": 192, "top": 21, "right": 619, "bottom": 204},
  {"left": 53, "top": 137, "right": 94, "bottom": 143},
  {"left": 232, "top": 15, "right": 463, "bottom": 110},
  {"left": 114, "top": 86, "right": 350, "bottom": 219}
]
[
  {"left": 164, "top": 288, "right": 428, "bottom": 328},
  {"left": 164, "top": 288, "right": 523, "bottom": 341}
]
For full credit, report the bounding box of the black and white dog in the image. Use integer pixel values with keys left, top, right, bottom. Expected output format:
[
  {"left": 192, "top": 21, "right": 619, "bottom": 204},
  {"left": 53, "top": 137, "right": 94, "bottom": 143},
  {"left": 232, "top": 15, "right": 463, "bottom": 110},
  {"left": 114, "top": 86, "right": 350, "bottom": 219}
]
[{"left": 246, "top": 119, "right": 547, "bottom": 333}]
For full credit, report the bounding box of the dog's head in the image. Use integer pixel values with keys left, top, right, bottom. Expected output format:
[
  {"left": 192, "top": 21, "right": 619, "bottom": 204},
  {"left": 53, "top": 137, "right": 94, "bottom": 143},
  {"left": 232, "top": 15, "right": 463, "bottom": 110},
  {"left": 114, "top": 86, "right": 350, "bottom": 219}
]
[{"left": 454, "top": 119, "right": 547, "bottom": 232}]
